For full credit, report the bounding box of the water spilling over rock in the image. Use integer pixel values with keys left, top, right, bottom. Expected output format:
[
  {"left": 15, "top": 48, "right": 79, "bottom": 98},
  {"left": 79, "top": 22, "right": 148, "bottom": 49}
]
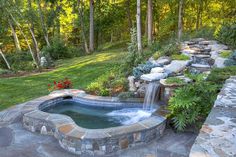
[{"left": 143, "top": 82, "right": 160, "bottom": 110}]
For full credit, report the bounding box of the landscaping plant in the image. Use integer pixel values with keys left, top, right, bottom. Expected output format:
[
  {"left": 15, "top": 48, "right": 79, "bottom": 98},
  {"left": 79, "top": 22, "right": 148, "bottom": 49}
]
[{"left": 48, "top": 78, "right": 73, "bottom": 92}]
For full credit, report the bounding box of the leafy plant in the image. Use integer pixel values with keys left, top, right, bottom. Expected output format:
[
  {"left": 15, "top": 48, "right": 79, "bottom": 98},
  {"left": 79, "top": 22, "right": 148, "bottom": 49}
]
[
  {"left": 121, "top": 28, "right": 143, "bottom": 75},
  {"left": 86, "top": 69, "right": 128, "bottom": 96},
  {"left": 168, "top": 81, "right": 218, "bottom": 131},
  {"left": 132, "top": 61, "right": 157, "bottom": 79},
  {"left": 171, "top": 54, "right": 190, "bottom": 60},
  {"left": 42, "top": 37, "right": 71, "bottom": 60},
  {"left": 165, "top": 77, "right": 185, "bottom": 85},
  {"left": 48, "top": 78, "right": 73, "bottom": 92},
  {"left": 118, "top": 92, "right": 135, "bottom": 99},
  {"left": 215, "top": 22, "right": 236, "bottom": 49},
  {"left": 207, "top": 66, "right": 236, "bottom": 84},
  {"left": 220, "top": 50, "right": 232, "bottom": 58},
  {"left": 162, "top": 41, "right": 180, "bottom": 56}
]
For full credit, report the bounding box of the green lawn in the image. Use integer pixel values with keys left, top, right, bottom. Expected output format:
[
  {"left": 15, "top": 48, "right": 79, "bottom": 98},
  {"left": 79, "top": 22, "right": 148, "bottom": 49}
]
[{"left": 0, "top": 49, "right": 125, "bottom": 111}]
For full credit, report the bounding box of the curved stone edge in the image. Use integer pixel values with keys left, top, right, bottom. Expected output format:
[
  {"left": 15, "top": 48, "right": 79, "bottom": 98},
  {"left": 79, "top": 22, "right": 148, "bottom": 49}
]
[
  {"left": 189, "top": 76, "right": 236, "bottom": 157},
  {"left": 22, "top": 90, "right": 166, "bottom": 156}
]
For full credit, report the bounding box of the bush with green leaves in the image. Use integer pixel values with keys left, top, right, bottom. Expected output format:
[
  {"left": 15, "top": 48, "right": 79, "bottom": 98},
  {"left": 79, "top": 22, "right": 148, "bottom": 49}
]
[
  {"left": 220, "top": 50, "right": 232, "bottom": 58},
  {"left": 0, "top": 51, "right": 36, "bottom": 71},
  {"left": 171, "top": 54, "right": 190, "bottom": 60},
  {"left": 224, "top": 51, "right": 236, "bottom": 66},
  {"left": 86, "top": 69, "right": 128, "bottom": 96},
  {"left": 165, "top": 77, "right": 185, "bottom": 85},
  {"left": 215, "top": 22, "right": 236, "bottom": 49},
  {"left": 121, "top": 28, "right": 143, "bottom": 75},
  {"left": 0, "top": 68, "right": 13, "bottom": 75},
  {"left": 42, "top": 37, "right": 71, "bottom": 60},
  {"left": 162, "top": 41, "right": 180, "bottom": 56},
  {"left": 207, "top": 66, "right": 236, "bottom": 85},
  {"left": 133, "top": 61, "right": 157, "bottom": 79},
  {"left": 168, "top": 81, "right": 218, "bottom": 131},
  {"left": 118, "top": 92, "right": 135, "bottom": 99}
]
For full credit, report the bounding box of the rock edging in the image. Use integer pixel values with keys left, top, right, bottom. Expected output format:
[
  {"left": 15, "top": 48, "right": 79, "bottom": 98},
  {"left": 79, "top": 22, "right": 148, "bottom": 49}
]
[{"left": 189, "top": 76, "right": 236, "bottom": 157}]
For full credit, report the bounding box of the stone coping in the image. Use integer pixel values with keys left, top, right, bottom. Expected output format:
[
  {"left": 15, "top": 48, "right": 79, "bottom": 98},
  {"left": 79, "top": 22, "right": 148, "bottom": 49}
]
[
  {"left": 22, "top": 89, "right": 166, "bottom": 156},
  {"left": 190, "top": 76, "right": 236, "bottom": 157}
]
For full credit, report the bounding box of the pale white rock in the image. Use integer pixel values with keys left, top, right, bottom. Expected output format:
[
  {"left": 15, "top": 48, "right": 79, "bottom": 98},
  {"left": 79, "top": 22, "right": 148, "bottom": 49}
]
[
  {"left": 150, "top": 67, "right": 164, "bottom": 73},
  {"left": 128, "top": 76, "right": 137, "bottom": 92},
  {"left": 210, "top": 51, "right": 219, "bottom": 60},
  {"left": 40, "top": 126, "right": 47, "bottom": 135},
  {"left": 209, "top": 44, "right": 228, "bottom": 51},
  {"left": 213, "top": 57, "right": 226, "bottom": 68},
  {"left": 181, "top": 49, "right": 197, "bottom": 54},
  {"left": 191, "top": 64, "right": 211, "bottom": 68},
  {"left": 164, "top": 60, "right": 189, "bottom": 74},
  {"left": 156, "top": 56, "right": 171, "bottom": 65},
  {"left": 140, "top": 73, "right": 168, "bottom": 82}
]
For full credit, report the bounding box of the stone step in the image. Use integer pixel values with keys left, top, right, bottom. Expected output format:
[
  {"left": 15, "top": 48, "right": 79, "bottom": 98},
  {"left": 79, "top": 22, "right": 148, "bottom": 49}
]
[{"left": 140, "top": 73, "right": 168, "bottom": 82}]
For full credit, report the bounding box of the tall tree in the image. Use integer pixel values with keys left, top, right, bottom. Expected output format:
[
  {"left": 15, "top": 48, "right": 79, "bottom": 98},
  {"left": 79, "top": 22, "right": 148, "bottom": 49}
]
[
  {"left": 147, "top": 0, "right": 153, "bottom": 45},
  {"left": 125, "top": 0, "right": 132, "bottom": 31},
  {"left": 178, "top": 0, "right": 184, "bottom": 41},
  {"left": 77, "top": 0, "right": 89, "bottom": 54},
  {"left": 136, "top": 0, "right": 142, "bottom": 52},
  {"left": 89, "top": 0, "right": 94, "bottom": 52},
  {"left": 8, "top": 19, "right": 21, "bottom": 51},
  {"left": 37, "top": 0, "right": 50, "bottom": 46},
  {"left": 0, "top": 48, "right": 11, "bottom": 70}
]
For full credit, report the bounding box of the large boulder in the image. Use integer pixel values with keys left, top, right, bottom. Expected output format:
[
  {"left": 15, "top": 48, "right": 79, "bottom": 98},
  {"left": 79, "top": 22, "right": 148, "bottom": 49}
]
[
  {"left": 140, "top": 73, "right": 168, "bottom": 82},
  {"left": 156, "top": 56, "right": 171, "bottom": 66},
  {"left": 150, "top": 67, "right": 164, "bottom": 73},
  {"left": 164, "top": 60, "right": 189, "bottom": 74},
  {"left": 214, "top": 57, "right": 226, "bottom": 68}
]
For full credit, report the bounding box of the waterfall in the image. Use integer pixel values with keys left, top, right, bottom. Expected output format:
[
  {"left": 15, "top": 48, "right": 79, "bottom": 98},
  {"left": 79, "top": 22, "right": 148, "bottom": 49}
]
[{"left": 143, "top": 82, "right": 160, "bottom": 110}]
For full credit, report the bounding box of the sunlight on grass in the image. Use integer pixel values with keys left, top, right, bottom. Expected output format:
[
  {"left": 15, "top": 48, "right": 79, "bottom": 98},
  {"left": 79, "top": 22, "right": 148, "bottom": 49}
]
[{"left": 0, "top": 50, "right": 126, "bottom": 111}]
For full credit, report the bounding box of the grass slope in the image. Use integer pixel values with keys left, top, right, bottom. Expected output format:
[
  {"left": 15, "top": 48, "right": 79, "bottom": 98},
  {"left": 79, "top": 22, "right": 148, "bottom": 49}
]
[{"left": 0, "top": 49, "right": 125, "bottom": 111}]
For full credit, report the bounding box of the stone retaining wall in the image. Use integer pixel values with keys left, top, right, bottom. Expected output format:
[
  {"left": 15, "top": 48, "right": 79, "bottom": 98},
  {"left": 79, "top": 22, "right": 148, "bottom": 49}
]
[
  {"left": 22, "top": 90, "right": 166, "bottom": 156},
  {"left": 190, "top": 76, "right": 236, "bottom": 157}
]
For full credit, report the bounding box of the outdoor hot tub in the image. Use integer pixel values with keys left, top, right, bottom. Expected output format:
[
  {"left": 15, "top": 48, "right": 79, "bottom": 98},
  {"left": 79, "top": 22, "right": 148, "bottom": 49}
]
[{"left": 22, "top": 89, "right": 166, "bottom": 156}]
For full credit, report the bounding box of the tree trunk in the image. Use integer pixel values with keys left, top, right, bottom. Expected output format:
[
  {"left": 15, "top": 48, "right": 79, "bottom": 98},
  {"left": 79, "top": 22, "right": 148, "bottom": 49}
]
[
  {"left": 177, "top": 0, "right": 184, "bottom": 41},
  {"left": 28, "top": 0, "right": 40, "bottom": 64},
  {"left": 125, "top": 0, "right": 132, "bottom": 31},
  {"left": 37, "top": 0, "right": 50, "bottom": 46},
  {"left": 8, "top": 19, "right": 21, "bottom": 52},
  {"left": 77, "top": 0, "right": 90, "bottom": 54},
  {"left": 7, "top": 12, "right": 39, "bottom": 68},
  {"left": 147, "top": 0, "right": 153, "bottom": 45},
  {"left": 89, "top": 0, "right": 94, "bottom": 52},
  {"left": 0, "top": 49, "right": 11, "bottom": 70},
  {"left": 136, "top": 0, "right": 142, "bottom": 52}
]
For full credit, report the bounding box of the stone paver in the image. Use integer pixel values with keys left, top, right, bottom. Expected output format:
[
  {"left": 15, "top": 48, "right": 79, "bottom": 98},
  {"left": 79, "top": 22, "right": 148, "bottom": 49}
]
[
  {"left": 190, "top": 76, "right": 236, "bottom": 157},
  {"left": 0, "top": 122, "right": 197, "bottom": 157}
]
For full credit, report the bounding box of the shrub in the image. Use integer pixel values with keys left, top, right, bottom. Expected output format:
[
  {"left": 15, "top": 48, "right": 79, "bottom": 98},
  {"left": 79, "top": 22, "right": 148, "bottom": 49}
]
[
  {"left": 165, "top": 77, "right": 185, "bottom": 85},
  {"left": 133, "top": 61, "right": 157, "bottom": 79},
  {"left": 152, "top": 51, "right": 163, "bottom": 60},
  {"left": 171, "top": 54, "right": 190, "bottom": 60},
  {"left": 86, "top": 70, "right": 128, "bottom": 96},
  {"left": 48, "top": 78, "right": 73, "bottom": 92},
  {"left": 0, "top": 51, "right": 36, "bottom": 71},
  {"left": 215, "top": 22, "right": 236, "bottom": 49},
  {"left": 42, "top": 37, "right": 70, "bottom": 60},
  {"left": 168, "top": 81, "right": 218, "bottom": 131},
  {"left": 182, "top": 27, "right": 215, "bottom": 41},
  {"left": 0, "top": 68, "right": 13, "bottom": 75},
  {"left": 220, "top": 50, "right": 232, "bottom": 58},
  {"left": 118, "top": 92, "right": 135, "bottom": 99},
  {"left": 207, "top": 66, "right": 236, "bottom": 85},
  {"left": 224, "top": 51, "right": 236, "bottom": 66},
  {"left": 162, "top": 41, "right": 180, "bottom": 56},
  {"left": 121, "top": 28, "right": 143, "bottom": 75}
]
